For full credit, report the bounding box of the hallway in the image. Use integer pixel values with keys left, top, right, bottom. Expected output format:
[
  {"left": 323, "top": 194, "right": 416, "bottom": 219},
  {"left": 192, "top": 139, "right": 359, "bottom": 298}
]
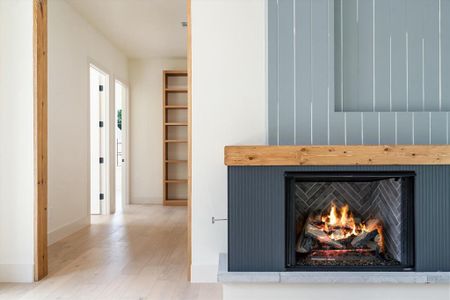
[{"left": 0, "top": 206, "right": 221, "bottom": 300}]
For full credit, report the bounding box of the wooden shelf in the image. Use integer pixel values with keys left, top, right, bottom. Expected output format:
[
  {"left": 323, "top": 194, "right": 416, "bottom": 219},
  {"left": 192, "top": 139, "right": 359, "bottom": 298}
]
[
  {"left": 164, "top": 70, "right": 187, "bottom": 76},
  {"left": 224, "top": 145, "right": 450, "bottom": 166},
  {"left": 164, "top": 179, "right": 188, "bottom": 184},
  {"left": 165, "top": 122, "right": 188, "bottom": 126},
  {"left": 165, "top": 88, "right": 188, "bottom": 93},
  {"left": 165, "top": 140, "right": 188, "bottom": 143},
  {"left": 165, "top": 160, "right": 188, "bottom": 164},
  {"left": 163, "top": 70, "right": 189, "bottom": 207},
  {"left": 165, "top": 105, "right": 188, "bottom": 109},
  {"left": 163, "top": 199, "right": 188, "bottom": 206}
]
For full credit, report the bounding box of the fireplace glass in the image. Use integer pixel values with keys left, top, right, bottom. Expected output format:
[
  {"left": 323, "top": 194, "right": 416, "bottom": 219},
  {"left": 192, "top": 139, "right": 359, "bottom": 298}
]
[{"left": 285, "top": 171, "right": 415, "bottom": 271}]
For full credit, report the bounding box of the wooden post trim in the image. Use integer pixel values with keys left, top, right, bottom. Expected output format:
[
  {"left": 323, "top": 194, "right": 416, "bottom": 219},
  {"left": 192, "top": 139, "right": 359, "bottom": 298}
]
[{"left": 33, "top": 0, "right": 48, "bottom": 281}]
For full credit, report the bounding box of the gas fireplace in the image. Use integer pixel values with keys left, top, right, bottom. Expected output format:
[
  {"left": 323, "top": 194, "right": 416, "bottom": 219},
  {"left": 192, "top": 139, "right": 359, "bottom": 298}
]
[{"left": 285, "top": 172, "right": 415, "bottom": 271}]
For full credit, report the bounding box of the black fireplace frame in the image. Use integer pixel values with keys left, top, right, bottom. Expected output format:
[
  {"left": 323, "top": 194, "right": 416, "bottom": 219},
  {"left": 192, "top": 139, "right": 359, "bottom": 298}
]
[{"left": 285, "top": 171, "right": 416, "bottom": 272}]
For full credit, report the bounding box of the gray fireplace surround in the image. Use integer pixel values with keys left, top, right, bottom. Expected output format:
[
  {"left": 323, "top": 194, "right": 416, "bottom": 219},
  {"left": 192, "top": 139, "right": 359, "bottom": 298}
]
[{"left": 224, "top": 165, "right": 450, "bottom": 283}]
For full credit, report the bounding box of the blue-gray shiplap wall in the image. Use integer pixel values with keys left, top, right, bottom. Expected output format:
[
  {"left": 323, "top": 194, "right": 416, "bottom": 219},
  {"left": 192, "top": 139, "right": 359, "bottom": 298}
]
[{"left": 268, "top": 0, "right": 450, "bottom": 145}]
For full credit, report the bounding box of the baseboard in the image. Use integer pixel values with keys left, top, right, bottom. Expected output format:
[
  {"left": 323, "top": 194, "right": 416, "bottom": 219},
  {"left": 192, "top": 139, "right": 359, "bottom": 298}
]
[
  {"left": 191, "top": 264, "right": 219, "bottom": 283},
  {"left": 130, "top": 197, "right": 162, "bottom": 205},
  {"left": 0, "top": 264, "right": 34, "bottom": 283},
  {"left": 47, "top": 216, "right": 90, "bottom": 245}
]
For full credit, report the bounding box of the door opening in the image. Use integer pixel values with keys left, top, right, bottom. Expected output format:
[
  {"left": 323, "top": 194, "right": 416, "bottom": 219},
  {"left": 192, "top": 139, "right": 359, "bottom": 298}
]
[
  {"left": 115, "top": 80, "right": 128, "bottom": 212},
  {"left": 89, "top": 64, "right": 109, "bottom": 215}
]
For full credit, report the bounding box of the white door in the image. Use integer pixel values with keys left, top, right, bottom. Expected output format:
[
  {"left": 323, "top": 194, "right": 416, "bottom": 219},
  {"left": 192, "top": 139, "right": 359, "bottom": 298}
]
[
  {"left": 115, "top": 80, "right": 129, "bottom": 211},
  {"left": 90, "top": 65, "right": 108, "bottom": 215}
]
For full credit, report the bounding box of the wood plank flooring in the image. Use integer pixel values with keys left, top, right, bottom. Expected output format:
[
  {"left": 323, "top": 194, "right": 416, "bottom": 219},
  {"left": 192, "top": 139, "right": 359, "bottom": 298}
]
[{"left": 0, "top": 205, "right": 222, "bottom": 300}]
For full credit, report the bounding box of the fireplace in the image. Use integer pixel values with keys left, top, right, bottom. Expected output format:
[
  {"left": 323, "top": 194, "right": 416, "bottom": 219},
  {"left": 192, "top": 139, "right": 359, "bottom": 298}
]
[{"left": 285, "top": 171, "right": 415, "bottom": 271}]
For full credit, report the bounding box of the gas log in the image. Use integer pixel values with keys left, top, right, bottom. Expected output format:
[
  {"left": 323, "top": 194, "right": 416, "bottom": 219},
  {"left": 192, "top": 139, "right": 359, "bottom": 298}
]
[
  {"left": 351, "top": 229, "right": 378, "bottom": 248},
  {"left": 304, "top": 224, "right": 344, "bottom": 249},
  {"left": 296, "top": 207, "right": 384, "bottom": 254}
]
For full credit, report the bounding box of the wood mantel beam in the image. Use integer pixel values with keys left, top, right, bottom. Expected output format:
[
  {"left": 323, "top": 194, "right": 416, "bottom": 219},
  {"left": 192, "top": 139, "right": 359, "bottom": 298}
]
[{"left": 224, "top": 145, "right": 450, "bottom": 166}]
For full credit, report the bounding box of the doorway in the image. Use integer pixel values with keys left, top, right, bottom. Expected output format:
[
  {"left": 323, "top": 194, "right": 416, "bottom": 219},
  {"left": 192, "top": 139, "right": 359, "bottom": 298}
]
[
  {"left": 115, "top": 80, "right": 129, "bottom": 212},
  {"left": 33, "top": 0, "right": 192, "bottom": 281},
  {"left": 89, "top": 64, "right": 109, "bottom": 215}
]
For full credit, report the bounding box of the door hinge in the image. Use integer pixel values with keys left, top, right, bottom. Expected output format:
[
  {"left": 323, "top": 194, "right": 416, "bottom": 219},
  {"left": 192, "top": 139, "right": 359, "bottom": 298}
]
[
  {"left": 99, "top": 157, "right": 104, "bottom": 164},
  {"left": 99, "top": 85, "right": 104, "bottom": 92},
  {"left": 99, "top": 121, "right": 104, "bottom": 128},
  {"left": 99, "top": 193, "right": 104, "bottom": 200}
]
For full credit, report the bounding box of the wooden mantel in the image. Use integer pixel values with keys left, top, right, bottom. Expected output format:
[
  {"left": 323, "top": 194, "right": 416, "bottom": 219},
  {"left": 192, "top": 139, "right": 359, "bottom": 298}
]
[{"left": 224, "top": 145, "right": 450, "bottom": 166}]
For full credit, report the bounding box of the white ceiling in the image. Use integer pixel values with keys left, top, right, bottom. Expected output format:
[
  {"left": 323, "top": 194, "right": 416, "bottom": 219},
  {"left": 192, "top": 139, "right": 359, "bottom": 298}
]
[{"left": 66, "top": 0, "right": 187, "bottom": 59}]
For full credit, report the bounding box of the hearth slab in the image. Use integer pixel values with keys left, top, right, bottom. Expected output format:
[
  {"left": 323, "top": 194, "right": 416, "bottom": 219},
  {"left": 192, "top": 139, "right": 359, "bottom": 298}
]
[{"left": 218, "top": 254, "right": 450, "bottom": 284}]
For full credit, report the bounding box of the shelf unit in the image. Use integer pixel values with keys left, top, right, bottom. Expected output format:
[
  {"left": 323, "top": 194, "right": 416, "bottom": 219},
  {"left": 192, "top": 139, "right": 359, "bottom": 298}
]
[{"left": 163, "top": 70, "right": 189, "bottom": 206}]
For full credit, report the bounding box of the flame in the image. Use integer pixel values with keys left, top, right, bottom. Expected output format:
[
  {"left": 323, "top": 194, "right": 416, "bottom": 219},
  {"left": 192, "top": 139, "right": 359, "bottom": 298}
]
[
  {"left": 340, "top": 204, "right": 349, "bottom": 225},
  {"left": 318, "top": 202, "right": 384, "bottom": 251},
  {"left": 329, "top": 203, "right": 338, "bottom": 225}
]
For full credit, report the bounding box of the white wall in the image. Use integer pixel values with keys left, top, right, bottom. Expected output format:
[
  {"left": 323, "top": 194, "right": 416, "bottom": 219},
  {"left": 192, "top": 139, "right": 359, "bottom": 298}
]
[
  {"left": 191, "top": 2, "right": 450, "bottom": 299},
  {"left": 129, "top": 58, "right": 187, "bottom": 204},
  {"left": 191, "top": 0, "right": 268, "bottom": 282},
  {"left": 47, "top": 0, "right": 128, "bottom": 244},
  {"left": 0, "top": 0, "right": 35, "bottom": 282}
]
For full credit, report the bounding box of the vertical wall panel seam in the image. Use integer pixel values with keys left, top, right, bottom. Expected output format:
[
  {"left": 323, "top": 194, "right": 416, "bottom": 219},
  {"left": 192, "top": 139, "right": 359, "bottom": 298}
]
[
  {"left": 439, "top": 0, "right": 442, "bottom": 111},
  {"left": 293, "top": 0, "right": 297, "bottom": 144},
  {"left": 406, "top": 32, "right": 409, "bottom": 112},
  {"left": 327, "top": 0, "right": 331, "bottom": 145},
  {"left": 447, "top": 113, "right": 449, "bottom": 144},
  {"left": 340, "top": 0, "right": 344, "bottom": 111},
  {"left": 277, "top": 0, "right": 280, "bottom": 145},
  {"left": 422, "top": 38, "right": 425, "bottom": 111},
  {"left": 310, "top": 0, "right": 314, "bottom": 144},
  {"left": 373, "top": 0, "right": 376, "bottom": 112},
  {"left": 429, "top": 112, "right": 432, "bottom": 144}
]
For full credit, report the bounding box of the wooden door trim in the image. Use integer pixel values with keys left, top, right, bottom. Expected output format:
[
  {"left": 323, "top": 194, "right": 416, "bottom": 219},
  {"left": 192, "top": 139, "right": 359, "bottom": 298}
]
[{"left": 33, "top": 0, "right": 48, "bottom": 281}]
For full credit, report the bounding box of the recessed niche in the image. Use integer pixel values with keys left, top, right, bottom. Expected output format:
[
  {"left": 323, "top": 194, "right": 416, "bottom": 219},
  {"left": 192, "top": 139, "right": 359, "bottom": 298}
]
[{"left": 335, "top": 0, "right": 450, "bottom": 112}]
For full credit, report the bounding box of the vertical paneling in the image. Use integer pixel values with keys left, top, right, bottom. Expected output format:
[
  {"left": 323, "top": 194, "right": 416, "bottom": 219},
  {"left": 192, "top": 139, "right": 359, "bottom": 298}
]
[
  {"left": 396, "top": 113, "right": 413, "bottom": 144},
  {"left": 390, "top": 0, "right": 408, "bottom": 111},
  {"left": 229, "top": 165, "right": 450, "bottom": 271},
  {"left": 267, "top": 0, "right": 279, "bottom": 145},
  {"left": 362, "top": 112, "right": 379, "bottom": 144},
  {"left": 442, "top": 0, "right": 450, "bottom": 110},
  {"left": 311, "top": 0, "right": 329, "bottom": 144},
  {"left": 423, "top": 0, "right": 440, "bottom": 111},
  {"left": 374, "top": 0, "right": 391, "bottom": 112},
  {"left": 334, "top": 0, "right": 342, "bottom": 112},
  {"left": 295, "top": 0, "right": 312, "bottom": 144},
  {"left": 406, "top": 0, "right": 424, "bottom": 111},
  {"left": 413, "top": 112, "right": 430, "bottom": 144},
  {"left": 278, "top": 0, "right": 295, "bottom": 145},
  {"left": 357, "top": 0, "right": 374, "bottom": 112},
  {"left": 342, "top": 0, "right": 358, "bottom": 111},
  {"left": 379, "top": 113, "right": 396, "bottom": 144},
  {"left": 268, "top": 0, "right": 450, "bottom": 146},
  {"left": 431, "top": 113, "right": 448, "bottom": 144},
  {"left": 346, "top": 112, "right": 362, "bottom": 144}
]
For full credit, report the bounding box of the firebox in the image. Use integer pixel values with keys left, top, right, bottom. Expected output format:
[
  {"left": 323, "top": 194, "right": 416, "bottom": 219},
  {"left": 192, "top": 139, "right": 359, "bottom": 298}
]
[{"left": 285, "top": 171, "right": 415, "bottom": 271}]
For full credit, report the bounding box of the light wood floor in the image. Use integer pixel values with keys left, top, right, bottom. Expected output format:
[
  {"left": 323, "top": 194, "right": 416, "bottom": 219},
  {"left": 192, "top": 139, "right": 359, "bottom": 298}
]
[{"left": 0, "top": 205, "right": 222, "bottom": 300}]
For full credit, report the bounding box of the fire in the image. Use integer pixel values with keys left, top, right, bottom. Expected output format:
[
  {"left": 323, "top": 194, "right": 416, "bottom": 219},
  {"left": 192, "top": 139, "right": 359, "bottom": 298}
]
[{"left": 319, "top": 202, "right": 384, "bottom": 251}]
